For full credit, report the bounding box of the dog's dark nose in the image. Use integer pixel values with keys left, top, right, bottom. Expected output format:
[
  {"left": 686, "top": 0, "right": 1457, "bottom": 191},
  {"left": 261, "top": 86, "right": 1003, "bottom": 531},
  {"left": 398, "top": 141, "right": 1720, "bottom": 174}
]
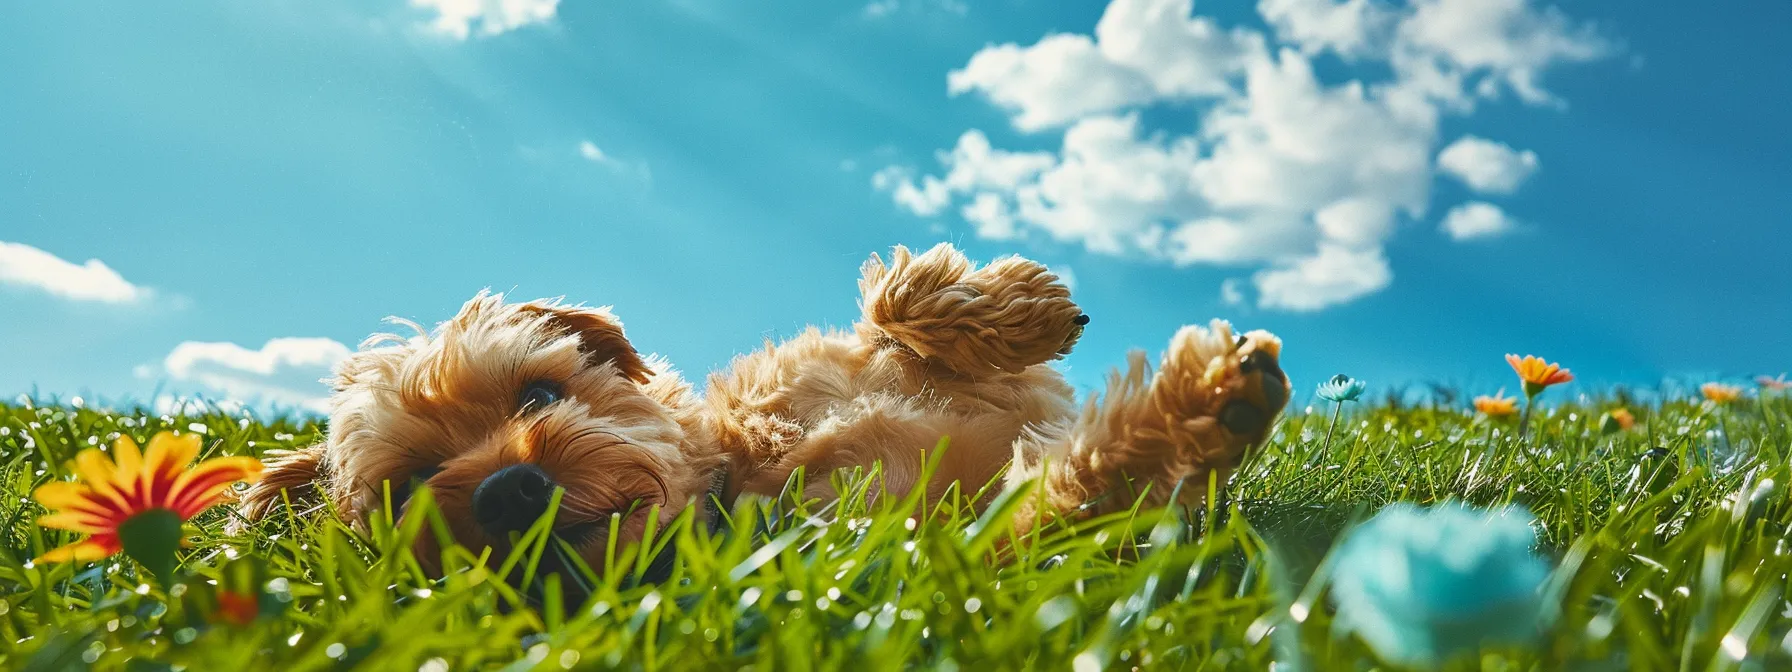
[{"left": 473, "top": 463, "right": 557, "bottom": 536}]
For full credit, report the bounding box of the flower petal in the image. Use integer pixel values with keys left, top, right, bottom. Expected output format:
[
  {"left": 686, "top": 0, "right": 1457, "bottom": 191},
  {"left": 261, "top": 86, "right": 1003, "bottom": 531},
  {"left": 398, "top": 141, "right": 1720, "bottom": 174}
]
[
  {"left": 72, "top": 449, "right": 134, "bottom": 511},
  {"left": 33, "top": 481, "right": 94, "bottom": 510},
  {"left": 36, "top": 537, "right": 121, "bottom": 563},
  {"left": 36, "top": 511, "right": 112, "bottom": 534},
  {"left": 169, "top": 457, "right": 265, "bottom": 517},
  {"left": 143, "top": 432, "right": 201, "bottom": 506},
  {"left": 145, "top": 432, "right": 202, "bottom": 474},
  {"left": 112, "top": 434, "right": 145, "bottom": 476}
]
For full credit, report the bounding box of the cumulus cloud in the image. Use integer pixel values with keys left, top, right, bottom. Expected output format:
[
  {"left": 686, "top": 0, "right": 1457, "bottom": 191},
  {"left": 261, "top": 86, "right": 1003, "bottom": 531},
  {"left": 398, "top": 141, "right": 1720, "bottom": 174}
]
[
  {"left": 0, "top": 240, "right": 147, "bottom": 303},
  {"left": 1258, "top": 0, "right": 1394, "bottom": 58},
  {"left": 412, "top": 0, "right": 560, "bottom": 39},
  {"left": 1436, "top": 135, "right": 1540, "bottom": 193},
  {"left": 162, "top": 338, "right": 353, "bottom": 413},
  {"left": 876, "top": 0, "right": 1610, "bottom": 310},
  {"left": 1440, "top": 201, "right": 1517, "bottom": 240},
  {"left": 946, "top": 0, "right": 1261, "bottom": 131}
]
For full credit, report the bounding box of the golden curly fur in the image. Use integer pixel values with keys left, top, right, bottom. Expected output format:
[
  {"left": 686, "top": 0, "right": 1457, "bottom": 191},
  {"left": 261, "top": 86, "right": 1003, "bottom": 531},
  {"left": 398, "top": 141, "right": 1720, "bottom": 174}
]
[{"left": 237, "top": 243, "right": 1290, "bottom": 580}]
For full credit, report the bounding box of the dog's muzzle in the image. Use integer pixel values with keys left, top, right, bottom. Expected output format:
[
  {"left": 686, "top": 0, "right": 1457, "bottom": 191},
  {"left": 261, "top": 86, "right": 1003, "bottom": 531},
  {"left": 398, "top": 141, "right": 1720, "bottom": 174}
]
[{"left": 473, "top": 463, "right": 557, "bottom": 536}]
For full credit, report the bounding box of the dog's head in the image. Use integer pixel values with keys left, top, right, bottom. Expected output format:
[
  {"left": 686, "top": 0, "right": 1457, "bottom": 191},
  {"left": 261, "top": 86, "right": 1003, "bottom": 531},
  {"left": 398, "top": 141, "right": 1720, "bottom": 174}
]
[{"left": 244, "top": 292, "right": 719, "bottom": 581}]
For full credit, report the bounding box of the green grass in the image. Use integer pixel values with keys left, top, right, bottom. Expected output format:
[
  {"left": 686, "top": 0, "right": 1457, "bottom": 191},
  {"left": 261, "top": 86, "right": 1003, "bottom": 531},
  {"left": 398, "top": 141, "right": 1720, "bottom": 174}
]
[{"left": 2, "top": 391, "right": 1790, "bottom": 670}]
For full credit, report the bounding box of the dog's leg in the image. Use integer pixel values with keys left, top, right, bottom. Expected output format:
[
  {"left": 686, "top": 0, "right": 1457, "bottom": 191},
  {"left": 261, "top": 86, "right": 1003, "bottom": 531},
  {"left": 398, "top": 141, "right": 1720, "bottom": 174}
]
[
  {"left": 856, "top": 243, "right": 1086, "bottom": 376},
  {"left": 1007, "top": 322, "right": 1288, "bottom": 532}
]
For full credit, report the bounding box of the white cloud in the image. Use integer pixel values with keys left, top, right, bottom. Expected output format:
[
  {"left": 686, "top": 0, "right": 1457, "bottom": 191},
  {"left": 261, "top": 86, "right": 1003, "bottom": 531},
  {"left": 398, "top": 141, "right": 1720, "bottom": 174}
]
[
  {"left": 1253, "top": 244, "right": 1392, "bottom": 311},
  {"left": 877, "top": 0, "right": 1609, "bottom": 310},
  {"left": 1258, "top": 0, "right": 1393, "bottom": 58},
  {"left": 1436, "top": 135, "right": 1539, "bottom": 194},
  {"left": 578, "top": 141, "right": 608, "bottom": 162},
  {"left": 1440, "top": 201, "right": 1516, "bottom": 240},
  {"left": 0, "top": 240, "right": 147, "bottom": 303},
  {"left": 412, "top": 0, "right": 560, "bottom": 40},
  {"left": 162, "top": 338, "right": 353, "bottom": 413},
  {"left": 1220, "top": 277, "right": 1246, "bottom": 305},
  {"left": 946, "top": 0, "right": 1260, "bottom": 131},
  {"left": 1395, "top": 0, "right": 1613, "bottom": 105}
]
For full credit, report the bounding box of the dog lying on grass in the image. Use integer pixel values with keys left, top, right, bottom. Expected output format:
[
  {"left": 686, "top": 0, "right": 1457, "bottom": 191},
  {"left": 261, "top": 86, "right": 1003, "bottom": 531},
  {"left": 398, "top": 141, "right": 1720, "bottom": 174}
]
[{"left": 236, "top": 243, "right": 1290, "bottom": 580}]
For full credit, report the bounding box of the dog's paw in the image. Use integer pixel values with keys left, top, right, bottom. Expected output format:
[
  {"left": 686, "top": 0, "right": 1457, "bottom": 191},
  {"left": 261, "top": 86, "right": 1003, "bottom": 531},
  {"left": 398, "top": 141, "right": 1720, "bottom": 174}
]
[
  {"left": 859, "top": 243, "right": 1086, "bottom": 375},
  {"left": 1148, "top": 321, "right": 1289, "bottom": 477},
  {"left": 1071, "top": 321, "right": 1288, "bottom": 510}
]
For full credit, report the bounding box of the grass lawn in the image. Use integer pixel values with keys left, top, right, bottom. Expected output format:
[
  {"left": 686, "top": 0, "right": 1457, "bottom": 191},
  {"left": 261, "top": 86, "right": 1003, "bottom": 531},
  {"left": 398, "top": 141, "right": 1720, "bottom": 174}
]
[{"left": 2, "top": 389, "right": 1789, "bottom": 670}]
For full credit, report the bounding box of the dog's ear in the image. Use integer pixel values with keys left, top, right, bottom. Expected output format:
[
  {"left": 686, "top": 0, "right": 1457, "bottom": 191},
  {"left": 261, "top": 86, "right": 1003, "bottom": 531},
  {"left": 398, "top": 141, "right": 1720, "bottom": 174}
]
[
  {"left": 523, "top": 302, "right": 653, "bottom": 384},
  {"left": 229, "top": 444, "right": 329, "bottom": 533}
]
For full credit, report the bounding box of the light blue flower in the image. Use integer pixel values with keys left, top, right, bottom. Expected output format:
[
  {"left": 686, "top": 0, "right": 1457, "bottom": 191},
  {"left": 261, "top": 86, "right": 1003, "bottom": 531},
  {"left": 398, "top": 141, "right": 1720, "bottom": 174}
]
[
  {"left": 1315, "top": 374, "right": 1366, "bottom": 403},
  {"left": 1329, "top": 502, "right": 1553, "bottom": 669}
]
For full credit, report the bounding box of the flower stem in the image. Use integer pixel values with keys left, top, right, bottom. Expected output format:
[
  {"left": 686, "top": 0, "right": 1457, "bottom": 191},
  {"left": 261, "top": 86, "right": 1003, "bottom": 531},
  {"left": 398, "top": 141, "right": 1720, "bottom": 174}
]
[
  {"left": 1320, "top": 401, "right": 1343, "bottom": 455},
  {"left": 1517, "top": 395, "right": 1536, "bottom": 444}
]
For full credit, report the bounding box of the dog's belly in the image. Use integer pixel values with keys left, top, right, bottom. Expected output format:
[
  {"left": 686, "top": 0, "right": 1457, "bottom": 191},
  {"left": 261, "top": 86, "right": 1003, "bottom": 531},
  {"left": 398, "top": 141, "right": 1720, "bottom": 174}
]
[{"left": 733, "top": 393, "right": 1066, "bottom": 510}]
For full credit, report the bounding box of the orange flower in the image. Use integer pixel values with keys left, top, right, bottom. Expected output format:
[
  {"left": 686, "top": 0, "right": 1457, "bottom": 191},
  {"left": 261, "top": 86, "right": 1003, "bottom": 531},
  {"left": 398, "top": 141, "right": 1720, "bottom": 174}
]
[
  {"left": 34, "top": 432, "right": 262, "bottom": 564},
  {"left": 1602, "top": 408, "right": 1635, "bottom": 433},
  {"left": 1474, "top": 394, "right": 1519, "bottom": 418},
  {"left": 1701, "top": 383, "right": 1743, "bottom": 405},
  {"left": 1506, "top": 354, "right": 1573, "bottom": 397},
  {"left": 1759, "top": 375, "right": 1790, "bottom": 392}
]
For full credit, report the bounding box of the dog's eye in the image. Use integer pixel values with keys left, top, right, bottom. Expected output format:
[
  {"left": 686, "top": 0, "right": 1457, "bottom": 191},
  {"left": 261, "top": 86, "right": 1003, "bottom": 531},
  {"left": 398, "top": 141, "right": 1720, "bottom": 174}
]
[
  {"left": 389, "top": 465, "right": 443, "bottom": 508},
  {"left": 518, "top": 380, "right": 564, "bottom": 413}
]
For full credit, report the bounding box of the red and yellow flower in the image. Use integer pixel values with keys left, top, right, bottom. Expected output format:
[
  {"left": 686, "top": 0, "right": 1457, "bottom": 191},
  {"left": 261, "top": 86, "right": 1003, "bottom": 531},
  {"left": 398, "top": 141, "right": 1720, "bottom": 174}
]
[
  {"left": 1701, "top": 383, "right": 1743, "bottom": 405},
  {"left": 1473, "top": 394, "right": 1519, "bottom": 418},
  {"left": 1506, "top": 355, "right": 1573, "bottom": 397},
  {"left": 34, "top": 432, "right": 262, "bottom": 576}
]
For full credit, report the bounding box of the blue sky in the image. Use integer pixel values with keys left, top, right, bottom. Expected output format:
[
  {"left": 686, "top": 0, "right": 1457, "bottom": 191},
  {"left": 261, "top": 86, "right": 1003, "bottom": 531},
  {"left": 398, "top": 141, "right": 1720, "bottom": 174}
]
[{"left": 1, "top": 0, "right": 1787, "bottom": 414}]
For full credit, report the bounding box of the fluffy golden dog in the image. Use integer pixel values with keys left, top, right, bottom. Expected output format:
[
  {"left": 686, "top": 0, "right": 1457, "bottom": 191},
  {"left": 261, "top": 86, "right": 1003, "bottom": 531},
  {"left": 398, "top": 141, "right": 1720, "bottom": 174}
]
[{"left": 237, "top": 243, "right": 1289, "bottom": 579}]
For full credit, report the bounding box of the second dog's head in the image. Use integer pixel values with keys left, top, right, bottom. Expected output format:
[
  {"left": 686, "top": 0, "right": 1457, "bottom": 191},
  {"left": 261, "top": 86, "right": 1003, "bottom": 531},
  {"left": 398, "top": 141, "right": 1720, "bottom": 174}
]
[{"left": 248, "top": 292, "right": 720, "bottom": 578}]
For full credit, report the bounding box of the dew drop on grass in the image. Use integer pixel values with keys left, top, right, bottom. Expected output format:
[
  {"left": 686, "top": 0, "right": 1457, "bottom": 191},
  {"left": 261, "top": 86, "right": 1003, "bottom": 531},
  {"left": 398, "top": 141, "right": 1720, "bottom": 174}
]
[
  {"left": 853, "top": 612, "right": 872, "bottom": 629},
  {"left": 964, "top": 597, "right": 982, "bottom": 613},
  {"left": 1289, "top": 603, "right": 1309, "bottom": 622},
  {"left": 419, "top": 658, "right": 449, "bottom": 672},
  {"left": 827, "top": 587, "right": 841, "bottom": 601},
  {"left": 785, "top": 590, "right": 803, "bottom": 602},
  {"left": 737, "top": 589, "right": 761, "bottom": 610},
  {"left": 1722, "top": 633, "right": 1748, "bottom": 660},
  {"left": 559, "top": 651, "right": 580, "bottom": 669}
]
